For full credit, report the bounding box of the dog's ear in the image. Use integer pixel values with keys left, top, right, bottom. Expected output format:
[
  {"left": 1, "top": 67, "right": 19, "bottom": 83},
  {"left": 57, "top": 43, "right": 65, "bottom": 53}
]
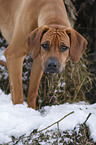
[
  {"left": 26, "top": 25, "right": 49, "bottom": 59},
  {"left": 65, "top": 27, "right": 88, "bottom": 62}
]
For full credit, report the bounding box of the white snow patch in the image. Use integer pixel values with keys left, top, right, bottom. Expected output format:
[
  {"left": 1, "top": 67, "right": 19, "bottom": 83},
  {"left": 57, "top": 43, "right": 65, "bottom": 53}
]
[
  {"left": 0, "top": 49, "right": 6, "bottom": 61},
  {"left": 0, "top": 89, "right": 96, "bottom": 144}
]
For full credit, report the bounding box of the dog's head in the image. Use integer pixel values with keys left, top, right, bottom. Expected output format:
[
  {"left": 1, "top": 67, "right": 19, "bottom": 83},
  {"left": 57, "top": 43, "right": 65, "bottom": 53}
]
[{"left": 26, "top": 25, "right": 87, "bottom": 73}]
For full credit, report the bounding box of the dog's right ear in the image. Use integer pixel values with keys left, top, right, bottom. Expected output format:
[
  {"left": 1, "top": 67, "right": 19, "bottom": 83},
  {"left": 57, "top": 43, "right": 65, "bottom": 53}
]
[{"left": 26, "top": 25, "right": 49, "bottom": 59}]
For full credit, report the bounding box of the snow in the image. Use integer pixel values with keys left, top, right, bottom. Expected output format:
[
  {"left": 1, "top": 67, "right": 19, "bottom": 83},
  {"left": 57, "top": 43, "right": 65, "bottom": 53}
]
[
  {"left": 0, "top": 48, "right": 6, "bottom": 61},
  {"left": 0, "top": 89, "right": 96, "bottom": 144}
]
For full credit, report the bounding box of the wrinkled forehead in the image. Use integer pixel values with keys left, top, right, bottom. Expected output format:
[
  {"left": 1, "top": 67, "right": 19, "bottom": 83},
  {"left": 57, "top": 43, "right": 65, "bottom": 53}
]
[{"left": 42, "top": 27, "right": 70, "bottom": 45}]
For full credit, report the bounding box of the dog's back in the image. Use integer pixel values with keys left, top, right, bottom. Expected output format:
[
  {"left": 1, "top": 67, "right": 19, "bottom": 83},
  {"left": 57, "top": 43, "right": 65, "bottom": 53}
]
[{"left": 0, "top": 0, "right": 70, "bottom": 42}]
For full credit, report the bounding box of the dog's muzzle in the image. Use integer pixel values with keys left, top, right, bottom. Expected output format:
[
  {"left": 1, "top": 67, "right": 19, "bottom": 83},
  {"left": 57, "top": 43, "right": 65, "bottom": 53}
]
[{"left": 44, "top": 57, "right": 60, "bottom": 73}]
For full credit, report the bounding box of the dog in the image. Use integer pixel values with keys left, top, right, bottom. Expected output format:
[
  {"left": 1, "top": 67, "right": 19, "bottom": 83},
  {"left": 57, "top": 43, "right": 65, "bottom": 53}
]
[{"left": 0, "top": 0, "right": 87, "bottom": 109}]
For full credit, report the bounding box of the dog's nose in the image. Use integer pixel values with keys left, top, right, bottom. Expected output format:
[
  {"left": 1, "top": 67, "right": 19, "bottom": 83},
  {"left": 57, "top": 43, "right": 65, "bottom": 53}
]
[
  {"left": 45, "top": 58, "right": 59, "bottom": 73},
  {"left": 47, "top": 59, "right": 58, "bottom": 69}
]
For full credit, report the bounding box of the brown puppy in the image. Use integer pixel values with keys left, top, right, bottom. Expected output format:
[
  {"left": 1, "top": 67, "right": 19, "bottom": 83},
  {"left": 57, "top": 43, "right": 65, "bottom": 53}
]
[{"left": 0, "top": 0, "right": 87, "bottom": 109}]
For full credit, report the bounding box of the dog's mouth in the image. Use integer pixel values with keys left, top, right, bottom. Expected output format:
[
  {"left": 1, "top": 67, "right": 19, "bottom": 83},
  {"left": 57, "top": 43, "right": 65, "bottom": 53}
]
[{"left": 44, "top": 67, "right": 60, "bottom": 74}]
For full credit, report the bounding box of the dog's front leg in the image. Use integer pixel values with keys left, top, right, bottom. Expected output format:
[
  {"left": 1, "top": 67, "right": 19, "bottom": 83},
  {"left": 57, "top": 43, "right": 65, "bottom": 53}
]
[
  {"left": 27, "top": 56, "right": 43, "bottom": 109},
  {"left": 5, "top": 55, "right": 25, "bottom": 104}
]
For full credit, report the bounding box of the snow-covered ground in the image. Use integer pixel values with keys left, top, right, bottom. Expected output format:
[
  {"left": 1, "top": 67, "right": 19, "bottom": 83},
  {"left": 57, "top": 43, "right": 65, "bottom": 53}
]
[{"left": 0, "top": 89, "right": 96, "bottom": 144}]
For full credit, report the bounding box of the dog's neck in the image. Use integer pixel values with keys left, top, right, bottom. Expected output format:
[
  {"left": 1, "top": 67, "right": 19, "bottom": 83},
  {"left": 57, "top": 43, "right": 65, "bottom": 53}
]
[{"left": 38, "top": 2, "right": 70, "bottom": 28}]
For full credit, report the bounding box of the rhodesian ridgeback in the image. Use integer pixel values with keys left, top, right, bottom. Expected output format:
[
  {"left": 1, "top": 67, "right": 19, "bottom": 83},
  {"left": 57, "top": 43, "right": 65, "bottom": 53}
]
[{"left": 0, "top": 0, "right": 87, "bottom": 109}]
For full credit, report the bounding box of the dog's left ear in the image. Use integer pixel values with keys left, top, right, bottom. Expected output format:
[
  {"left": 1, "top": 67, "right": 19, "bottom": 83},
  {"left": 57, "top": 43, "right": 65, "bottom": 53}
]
[
  {"left": 26, "top": 25, "right": 49, "bottom": 59},
  {"left": 65, "top": 27, "right": 88, "bottom": 62}
]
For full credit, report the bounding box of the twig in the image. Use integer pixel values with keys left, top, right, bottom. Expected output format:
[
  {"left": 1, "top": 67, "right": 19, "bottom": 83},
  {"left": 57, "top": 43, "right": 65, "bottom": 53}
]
[
  {"left": 0, "top": 60, "right": 7, "bottom": 67},
  {"left": 83, "top": 113, "right": 92, "bottom": 125},
  {"left": 57, "top": 122, "right": 59, "bottom": 145},
  {"left": 37, "top": 111, "right": 74, "bottom": 133},
  {"left": 73, "top": 76, "right": 86, "bottom": 101}
]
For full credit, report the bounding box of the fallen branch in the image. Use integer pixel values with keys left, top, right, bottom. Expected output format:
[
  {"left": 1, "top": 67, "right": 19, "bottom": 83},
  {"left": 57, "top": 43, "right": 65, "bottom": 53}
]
[{"left": 38, "top": 111, "right": 74, "bottom": 133}]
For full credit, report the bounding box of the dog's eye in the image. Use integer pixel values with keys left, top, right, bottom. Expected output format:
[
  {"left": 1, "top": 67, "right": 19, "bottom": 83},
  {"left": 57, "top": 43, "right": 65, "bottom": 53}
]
[
  {"left": 60, "top": 45, "right": 69, "bottom": 52},
  {"left": 41, "top": 43, "right": 49, "bottom": 50}
]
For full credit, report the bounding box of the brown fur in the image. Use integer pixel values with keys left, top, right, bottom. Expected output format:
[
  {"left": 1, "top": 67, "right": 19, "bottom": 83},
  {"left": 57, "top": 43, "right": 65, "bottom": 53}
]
[{"left": 0, "top": 0, "right": 87, "bottom": 109}]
